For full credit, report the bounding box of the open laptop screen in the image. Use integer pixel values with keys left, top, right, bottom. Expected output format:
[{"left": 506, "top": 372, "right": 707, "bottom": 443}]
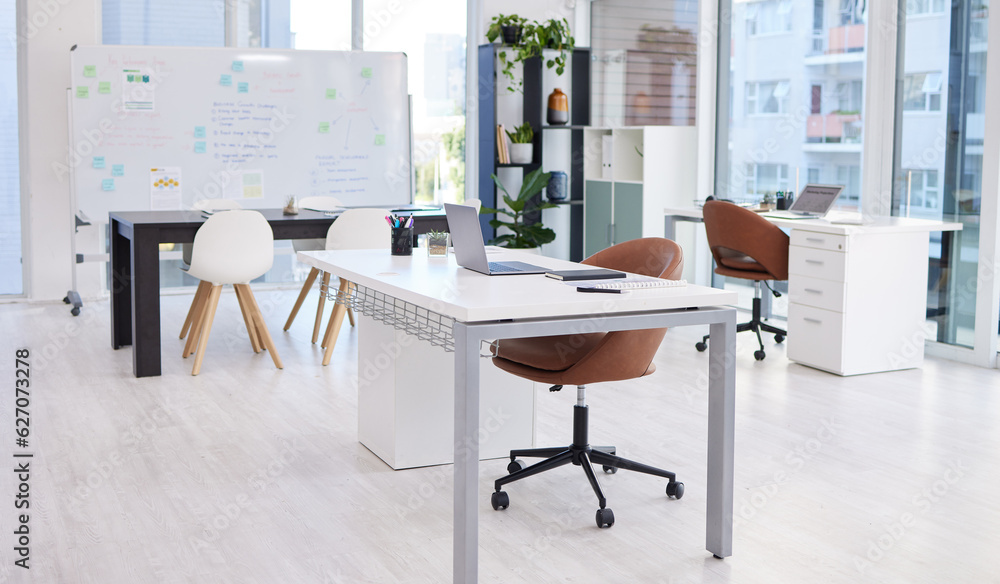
[{"left": 789, "top": 184, "right": 844, "bottom": 215}]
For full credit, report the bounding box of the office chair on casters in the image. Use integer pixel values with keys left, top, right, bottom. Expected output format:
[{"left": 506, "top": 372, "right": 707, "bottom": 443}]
[
  {"left": 696, "top": 200, "right": 789, "bottom": 361},
  {"left": 489, "top": 238, "right": 685, "bottom": 529}
]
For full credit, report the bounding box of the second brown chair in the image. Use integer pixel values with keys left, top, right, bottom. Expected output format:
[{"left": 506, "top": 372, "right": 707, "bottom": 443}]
[{"left": 697, "top": 199, "right": 789, "bottom": 360}]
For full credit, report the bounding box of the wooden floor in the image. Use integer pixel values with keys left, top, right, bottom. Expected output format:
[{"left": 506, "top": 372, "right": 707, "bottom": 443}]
[{"left": 0, "top": 289, "right": 998, "bottom": 583}]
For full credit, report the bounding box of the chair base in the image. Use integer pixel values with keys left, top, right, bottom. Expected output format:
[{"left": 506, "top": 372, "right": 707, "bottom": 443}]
[
  {"left": 491, "top": 401, "right": 683, "bottom": 528},
  {"left": 697, "top": 282, "right": 786, "bottom": 361}
]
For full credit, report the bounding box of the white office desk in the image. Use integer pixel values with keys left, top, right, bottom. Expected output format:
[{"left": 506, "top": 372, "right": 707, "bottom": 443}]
[
  {"left": 297, "top": 248, "right": 739, "bottom": 583},
  {"left": 664, "top": 207, "right": 962, "bottom": 375}
]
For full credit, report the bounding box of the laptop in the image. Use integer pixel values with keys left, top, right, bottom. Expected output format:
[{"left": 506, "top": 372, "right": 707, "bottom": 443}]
[
  {"left": 444, "top": 203, "right": 547, "bottom": 275},
  {"left": 763, "top": 184, "right": 845, "bottom": 219}
]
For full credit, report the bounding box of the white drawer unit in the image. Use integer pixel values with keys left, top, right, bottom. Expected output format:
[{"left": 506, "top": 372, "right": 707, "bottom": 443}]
[{"left": 787, "top": 228, "right": 934, "bottom": 376}]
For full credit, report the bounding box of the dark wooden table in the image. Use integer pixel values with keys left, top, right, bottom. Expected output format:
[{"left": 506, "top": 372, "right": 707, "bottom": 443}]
[{"left": 109, "top": 208, "right": 448, "bottom": 377}]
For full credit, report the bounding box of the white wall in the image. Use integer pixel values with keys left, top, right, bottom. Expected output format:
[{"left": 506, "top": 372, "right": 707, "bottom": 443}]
[{"left": 19, "top": 0, "right": 100, "bottom": 301}]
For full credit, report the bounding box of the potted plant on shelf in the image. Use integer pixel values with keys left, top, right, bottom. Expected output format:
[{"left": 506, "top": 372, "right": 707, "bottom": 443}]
[
  {"left": 482, "top": 168, "right": 557, "bottom": 249},
  {"left": 486, "top": 14, "right": 575, "bottom": 93},
  {"left": 506, "top": 121, "right": 534, "bottom": 164}
]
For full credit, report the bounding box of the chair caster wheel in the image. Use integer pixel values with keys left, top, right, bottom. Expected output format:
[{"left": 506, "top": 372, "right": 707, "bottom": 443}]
[
  {"left": 666, "top": 481, "right": 684, "bottom": 499},
  {"left": 71, "top": 307, "right": 81, "bottom": 316},
  {"left": 774, "top": 334, "right": 785, "bottom": 344},
  {"left": 62, "top": 296, "right": 71, "bottom": 304},
  {"left": 695, "top": 341, "right": 707, "bottom": 352},
  {"left": 602, "top": 465, "right": 618, "bottom": 474},
  {"left": 596, "top": 507, "right": 614, "bottom": 528},
  {"left": 507, "top": 459, "right": 526, "bottom": 474},
  {"left": 491, "top": 491, "right": 509, "bottom": 510},
  {"left": 754, "top": 350, "right": 766, "bottom": 361}
]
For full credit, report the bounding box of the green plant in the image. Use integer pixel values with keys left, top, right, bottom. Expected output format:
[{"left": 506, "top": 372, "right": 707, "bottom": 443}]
[
  {"left": 425, "top": 229, "right": 449, "bottom": 238},
  {"left": 486, "top": 15, "right": 575, "bottom": 93},
  {"left": 481, "top": 168, "right": 557, "bottom": 248},
  {"left": 505, "top": 121, "right": 534, "bottom": 144}
]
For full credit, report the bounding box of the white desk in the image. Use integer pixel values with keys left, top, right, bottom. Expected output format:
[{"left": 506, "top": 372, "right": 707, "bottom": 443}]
[
  {"left": 297, "top": 248, "right": 739, "bottom": 583},
  {"left": 664, "top": 207, "right": 962, "bottom": 375}
]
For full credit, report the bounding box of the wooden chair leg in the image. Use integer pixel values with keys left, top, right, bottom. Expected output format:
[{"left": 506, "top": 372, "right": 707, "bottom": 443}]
[
  {"left": 241, "top": 284, "right": 283, "bottom": 370},
  {"left": 234, "top": 284, "right": 262, "bottom": 353},
  {"left": 284, "top": 267, "right": 319, "bottom": 331},
  {"left": 321, "top": 278, "right": 350, "bottom": 349},
  {"left": 191, "top": 285, "right": 223, "bottom": 376},
  {"left": 342, "top": 278, "right": 356, "bottom": 327},
  {"left": 312, "top": 272, "right": 331, "bottom": 344},
  {"left": 183, "top": 285, "right": 210, "bottom": 358},
  {"left": 180, "top": 281, "right": 211, "bottom": 339},
  {"left": 321, "top": 280, "right": 352, "bottom": 366}
]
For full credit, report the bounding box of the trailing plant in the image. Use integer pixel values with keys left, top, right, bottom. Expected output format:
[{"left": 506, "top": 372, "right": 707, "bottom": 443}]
[
  {"left": 481, "top": 168, "right": 557, "bottom": 249},
  {"left": 486, "top": 15, "right": 575, "bottom": 93},
  {"left": 505, "top": 121, "right": 534, "bottom": 144}
]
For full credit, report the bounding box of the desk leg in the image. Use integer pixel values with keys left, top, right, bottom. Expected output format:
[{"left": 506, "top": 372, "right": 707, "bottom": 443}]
[
  {"left": 131, "top": 228, "right": 163, "bottom": 377},
  {"left": 706, "top": 314, "right": 736, "bottom": 558},
  {"left": 453, "top": 324, "right": 479, "bottom": 583},
  {"left": 110, "top": 218, "right": 132, "bottom": 349},
  {"left": 664, "top": 215, "right": 678, "bottom": 241}
]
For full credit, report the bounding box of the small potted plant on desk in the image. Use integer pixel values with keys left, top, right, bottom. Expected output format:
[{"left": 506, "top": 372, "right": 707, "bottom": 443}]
[
  {"left": 424, "top": 229, "right": 450, "bottom": 257},
  {"left": 482, "top": 168, "right": 556, "bottom": 250},
  {"left": 506, "top": 121, "right": 534, "bottom": 164}
]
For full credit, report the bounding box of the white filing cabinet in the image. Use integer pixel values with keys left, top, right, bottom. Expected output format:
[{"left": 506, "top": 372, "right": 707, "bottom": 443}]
[
  {"left": 357, "top": 314, "right": 536, "bottom": 469},
  {"left": 787, "top": 228, "right": 931, "bottom": 376}
]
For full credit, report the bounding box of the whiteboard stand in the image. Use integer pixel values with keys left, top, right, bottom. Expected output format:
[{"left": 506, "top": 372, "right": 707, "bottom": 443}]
[{"left": 64, "top": 87, "right": 83, "bottom": 317}]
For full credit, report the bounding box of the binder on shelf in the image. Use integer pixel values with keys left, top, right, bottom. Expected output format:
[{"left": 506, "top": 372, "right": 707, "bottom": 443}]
[{"left": 497, "top": 124, "right": 510, "bottom": 164}]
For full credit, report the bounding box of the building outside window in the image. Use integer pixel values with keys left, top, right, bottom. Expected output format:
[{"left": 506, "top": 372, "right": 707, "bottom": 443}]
[
  {"left": 746, "top": 80, "right": 790, "bottom": 115},
  {"left": 745, "top": 163, "right": 789, "bottom": 198},
  {"left": 902, "top": 72, "right": 943, "bottom": 112},
  {"left": 745, "top": 0, "right": 793, "bottom": 36}
]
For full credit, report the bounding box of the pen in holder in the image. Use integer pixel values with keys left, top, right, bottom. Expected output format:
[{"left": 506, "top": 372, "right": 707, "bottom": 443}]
[{"left": 391, "top": 226, "right": 413, "bottom": 256}]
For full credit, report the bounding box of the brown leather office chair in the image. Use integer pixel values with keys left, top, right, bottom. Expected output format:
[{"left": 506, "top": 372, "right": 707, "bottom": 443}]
[
  {"left": 697, "top": 200, "right": 789, "bottom": 360},
  {"left": 489, "top": 238, "right": 685, "bottom": 529}
]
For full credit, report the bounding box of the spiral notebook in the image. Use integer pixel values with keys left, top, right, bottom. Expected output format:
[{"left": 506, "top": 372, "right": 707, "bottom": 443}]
[{"left": 569, "top": 277, "right": 688, "bottom": 290}]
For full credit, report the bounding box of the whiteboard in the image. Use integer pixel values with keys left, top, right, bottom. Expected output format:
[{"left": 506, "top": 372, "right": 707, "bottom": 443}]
[{"left": 67, "top": 45, "right": 411, "bottom": 219}]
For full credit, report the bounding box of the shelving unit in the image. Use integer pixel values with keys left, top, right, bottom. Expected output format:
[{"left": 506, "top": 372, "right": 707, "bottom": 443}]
[
  {"left": 583, "top": 126, "right": 698, "bottom": 257},
  {"left": 477, "top": 44, "right": 591, "bottom": 261}
]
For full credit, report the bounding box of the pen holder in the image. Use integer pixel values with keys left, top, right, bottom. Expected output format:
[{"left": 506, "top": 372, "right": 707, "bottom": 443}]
[{"left": 391, "top": 226, "right": 413, "bottom": 256}]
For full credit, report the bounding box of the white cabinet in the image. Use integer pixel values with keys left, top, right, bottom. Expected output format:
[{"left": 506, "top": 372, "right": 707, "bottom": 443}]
[
  {"left": 787, "top": 228, "right": 932, "bottom": 376},
  {"left": 584, "top": 126, "right": 697, "bottom": 257},
  {"left": 357, "top": 314, "right": 536, "bottom": 469}
]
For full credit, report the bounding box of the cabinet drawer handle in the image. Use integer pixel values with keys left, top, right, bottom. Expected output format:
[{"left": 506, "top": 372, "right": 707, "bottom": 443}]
[
  {"left": 803, "top": 317, "right": 823, "bottom": 324},
  {"left": 805, "top": 259, "right": 824, "bottom": 265},
  {"left": 804, "top": 288, "right": 822, "bottom": 294},
  {"left": 806, "top": 237, "right": 825, "bottom": 243}
]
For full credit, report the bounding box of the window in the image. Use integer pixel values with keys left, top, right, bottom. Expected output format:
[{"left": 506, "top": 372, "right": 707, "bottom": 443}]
[
  {"left": 365, "top": 0, "right": 466, "bottom": 205},
  {"left": 836, "top": 80, "right": 863, "bottom": 113},
  {"left": 746, "top": 81, "right": 790, "bottom": 115},
  {"left": 102, "top": 0, "right": 224, "bottom": 45},
  {"left": 835, "top": 165, "right": 861, "bottom": 203},
  {"left": 745, "top": 0, "right": 793, "bottom": 36},
  {"left": 906, "top": 0, "right": 948, "bottom": 16},
  {"left": 0, "top": 2, "right": 21, "bottom": 294},
  {"left": 902, "top": 72, "right": 943, "bottom": 112},
  {"left": 745, "top": 163, "right": 789, "bottom": 197},
  {"left": 902, "top": 169, "right": 940, "bottom": 210}
]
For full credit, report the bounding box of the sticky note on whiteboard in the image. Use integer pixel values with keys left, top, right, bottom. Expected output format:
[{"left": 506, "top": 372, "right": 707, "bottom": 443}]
[
  {"left": 361, "top": 67, "right": 372, "bottom": 78},
  {"left": 98, "top": 81, "right": 111, "bottom": 94},
  {"left": 318, "top": 122, "right": 330, "bottom": 134},
  {"left": 76, "top": 86, "right": 89, "bottom": 98},
  {"left": 374, "top": 134, "right": 385, "bottom": 145},
  {"left": 232, "top": 61, "right": 244, "bottom": 72},
  {"left": 326, "top": 88, "right": 336, "bottom": 99},
  {"left": 102, "top": 179, "right": 115, "bottom": 191},
  {"left": 83, "top": 65, "right": 97, "bottom": 77},
  {"left": 220, "top": 74, "right": 232, "bottom": 86},
  {"left": 194, "top": 126, "right": 206, "bottom": 138},
  {"left": 194, "top": 141, "right": 206, "bottom": 153},
  {"left": 238, "top": 82, "right": 249, "bottom": 93},
  {"left": 93, "top": 156, "right": 106, "bottom": 169},
  {"left": 112, "top": 164, "right": 125, "bottom": 176}
]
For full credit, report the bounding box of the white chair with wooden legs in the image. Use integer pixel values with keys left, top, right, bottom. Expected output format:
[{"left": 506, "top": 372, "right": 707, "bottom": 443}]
[
  {"left": 282, "top": 196, "right": 349, "bottom": 343},
  {"left": 316, "top": 208, "right": 391, "bottom": 366},
  {"left": 462, "top": 198, "right": 482, "bottom": 213},
  {"left": 179, "top": 199, "right": 243, "bottom": 341},
  {"left": 182, "top": 210, "right": 282, "bottom": 376}
]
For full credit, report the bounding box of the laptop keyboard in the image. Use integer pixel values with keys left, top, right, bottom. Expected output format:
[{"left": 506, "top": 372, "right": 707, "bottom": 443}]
[{"left": 488, "top": 262, "right": 520, "bottom": 273}]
